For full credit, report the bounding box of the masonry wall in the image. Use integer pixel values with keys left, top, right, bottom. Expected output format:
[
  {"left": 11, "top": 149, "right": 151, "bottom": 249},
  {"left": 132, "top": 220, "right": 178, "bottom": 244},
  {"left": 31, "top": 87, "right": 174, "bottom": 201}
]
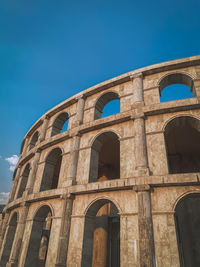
[{"left": 1, "top": 55, "right": 200, "bottom": 267}]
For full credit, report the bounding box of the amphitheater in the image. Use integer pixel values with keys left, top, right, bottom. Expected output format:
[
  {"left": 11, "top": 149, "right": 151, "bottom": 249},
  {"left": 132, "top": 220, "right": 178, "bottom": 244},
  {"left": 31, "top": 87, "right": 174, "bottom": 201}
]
[{"left": 1, "top": 55, "right": 200, "bottom": 267}]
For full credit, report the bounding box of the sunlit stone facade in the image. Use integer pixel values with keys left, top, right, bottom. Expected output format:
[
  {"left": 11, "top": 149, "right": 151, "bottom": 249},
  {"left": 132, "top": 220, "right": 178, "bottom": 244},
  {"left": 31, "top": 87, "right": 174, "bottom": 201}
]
[{"left": 1, "top": 55, "right": 200, "bottom": 267}]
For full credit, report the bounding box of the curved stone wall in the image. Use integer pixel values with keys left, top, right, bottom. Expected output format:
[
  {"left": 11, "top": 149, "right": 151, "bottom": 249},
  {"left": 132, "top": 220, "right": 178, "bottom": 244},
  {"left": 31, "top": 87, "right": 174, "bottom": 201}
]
[{"left": 1, "top": 55, "right": 200, "bottom": 267}]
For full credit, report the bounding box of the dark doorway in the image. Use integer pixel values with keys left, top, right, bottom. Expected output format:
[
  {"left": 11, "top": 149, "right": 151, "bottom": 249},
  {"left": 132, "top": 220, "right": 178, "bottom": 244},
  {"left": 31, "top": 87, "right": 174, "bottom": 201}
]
[
  {"left": 82, "top": 200, "right": 120, "bottom": 267},
  {"left": 175, "top": 193, "right": 200, "bottom": 267}
]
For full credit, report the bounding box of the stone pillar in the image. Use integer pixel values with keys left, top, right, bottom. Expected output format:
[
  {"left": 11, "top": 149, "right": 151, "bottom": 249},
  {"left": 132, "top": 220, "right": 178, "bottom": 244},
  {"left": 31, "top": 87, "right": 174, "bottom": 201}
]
[
  {"left": 0, "top": 212, "right": 9, "bottom": 248},
  {"left": 20, "top": 137, "right": 29, "bottom": 155},
  {"left": 134, "top": 113, "right": 149, "bottom": 176},
  {"left": 64, "top": 133, "right": 81, "bottom": 186},
  {"left": 55, "top": 194, "right": 74, "bottom": 267},
  {"left": 8, "top": 166, "right": 22, "bottom": 203},
  {"left": 0, "top": 215, "right": 3, "bottom": 233},
  {"left": 39, "top": 116, "right": 49, "bottom": 142},
  {"left": 152, "top": 211, "right": 180, "bottom": 266},
  {"left": 25, "top": 150, "right": 41, "bottom": 194},
  {"left": 73, "top": 95, "right": 86, "bottom": 128},
  {"left": 131, "top": 73, "right": 144, "bottom": 104},
  {"left": 13, "top": 173, "right": 23, "bottom": 200},
  {"left": 134, "top": 185, "right": 155, "bottom": 267},
  {"left": 6, "top": 203, "right": 29, "bottom": 267}
]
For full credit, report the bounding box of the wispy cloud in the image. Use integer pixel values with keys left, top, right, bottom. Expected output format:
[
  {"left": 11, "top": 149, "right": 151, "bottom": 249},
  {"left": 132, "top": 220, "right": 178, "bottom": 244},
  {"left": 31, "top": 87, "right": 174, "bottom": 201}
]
[
  {"left": 5, "top": 155, "right": 19, "bottom": 171},
  {"left": 0, "top": 192, "right": 9, "bottom": 205}
]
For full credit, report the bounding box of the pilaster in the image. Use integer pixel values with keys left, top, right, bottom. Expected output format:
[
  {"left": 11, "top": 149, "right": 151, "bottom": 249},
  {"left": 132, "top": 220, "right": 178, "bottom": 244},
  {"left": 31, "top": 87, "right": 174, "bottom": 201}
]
[
  {"left": 72, "top": 94, "right": 85, "bottom": 128},
  {"left": 133, "top": 185, "right": 155, "bottom": 267},
  {"left": 39, "top": 115, "right": 49, "bottom": 142},
  {"left": 130, "top": 73, "right": 144, "bottom": 106},
  {"left": 24, "top": 150, "right": 41, "bottom": 194},
  {"left": 6, "top": 203, "right": 29, "bottom": 267},
  {"left": 54, "top": 194, "right": 75, "bottom": 267},
  {"left": 63, "top": 132, "right": 81, "bottom": 186}
]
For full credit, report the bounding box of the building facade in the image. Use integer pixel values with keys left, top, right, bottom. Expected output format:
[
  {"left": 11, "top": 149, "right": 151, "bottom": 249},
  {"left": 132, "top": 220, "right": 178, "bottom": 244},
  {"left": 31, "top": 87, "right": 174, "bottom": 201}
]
[{"left": 1, "top": 55, "right": 200, "bottom": 267}]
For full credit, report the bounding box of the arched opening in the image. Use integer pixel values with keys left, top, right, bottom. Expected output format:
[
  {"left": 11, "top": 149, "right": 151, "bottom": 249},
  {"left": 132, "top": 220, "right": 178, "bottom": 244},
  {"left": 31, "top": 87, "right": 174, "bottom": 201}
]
[
  {"left": 0, "top": 212, "right": 18, "bottom": 266},
  {"left": 40, "top": 148, "right": 62, "bottom": 191},
  {"left": 175, "top": 193, "right": 200, "bottom": 267},
  {"left": 24, "top": 206, "right": 52, "bottom": 267},
  {"left": 94, "top": 92, "right": 120, "bottom": 120},
  {"left": 51, "top": 112, "right": 69, "bottom": 137},
  {"left": 29, "top": 131, "right": 39, "bottom": 150},
  {"left": 82, "top": 199, "right": 120, "bottom": 267},
  {"left": 165, "top": 116, "right": 200, "bottom": 174},
  {"left": 159, "top": 73, "right": 195, "bottom": 102},
  {"left": 17, "top": 163, "right": 30, "bottom": 198},
  {"left": 89, "top": 132, "right": 120, "bottom": 183}
]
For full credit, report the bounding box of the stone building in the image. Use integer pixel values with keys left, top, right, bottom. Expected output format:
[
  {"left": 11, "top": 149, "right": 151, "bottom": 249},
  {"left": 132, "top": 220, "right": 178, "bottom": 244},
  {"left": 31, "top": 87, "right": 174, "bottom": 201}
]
[{"left": 0, "top": 55, "right": 200, "bottom": 267}]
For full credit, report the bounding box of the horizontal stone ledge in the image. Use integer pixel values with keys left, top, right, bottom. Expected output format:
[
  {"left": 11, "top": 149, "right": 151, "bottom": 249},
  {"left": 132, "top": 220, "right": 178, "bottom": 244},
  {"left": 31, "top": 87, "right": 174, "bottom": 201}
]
[
  {"left": 5, "top": 173, "right": 200, "bottom": 212},
  {"left": 143, "top": 97, "right": 200, "bottom": 116},
  {"left": 152, "top": 211, "right": 175, "bottom": 215}
]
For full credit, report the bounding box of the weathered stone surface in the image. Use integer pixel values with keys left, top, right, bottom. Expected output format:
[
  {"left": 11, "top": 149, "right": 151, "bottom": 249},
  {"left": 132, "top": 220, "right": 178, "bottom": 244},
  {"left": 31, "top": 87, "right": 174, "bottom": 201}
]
[{"left": 1, "top": 55, "right": 200, "bottom": 266}]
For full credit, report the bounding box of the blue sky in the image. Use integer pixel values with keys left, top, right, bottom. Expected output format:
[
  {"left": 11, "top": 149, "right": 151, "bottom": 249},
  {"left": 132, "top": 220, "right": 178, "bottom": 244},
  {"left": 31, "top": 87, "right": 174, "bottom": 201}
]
[{"left": 0, "top": 0, "right": 200, "bottom": 202}]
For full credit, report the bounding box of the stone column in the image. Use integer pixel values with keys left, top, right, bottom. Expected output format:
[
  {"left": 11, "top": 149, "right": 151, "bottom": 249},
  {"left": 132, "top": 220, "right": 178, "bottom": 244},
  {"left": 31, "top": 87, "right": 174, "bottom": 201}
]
[
  {"left": 73, "top": 95, "right": 85, "bottom": 128},
  {"left": 133, "top": 113, "right": 149, "bottom": 176},
  {"left": 13, "top": 173, "right": 23, "bottom": 200},
  {"left": 131, "top": 73, "right": 144, "bottom": 104},
  {"left": 21, "top": 138, "right": 29, "bottom": 155},
  {"left": 25, "top": 150, "right": 41, "bottom": 194},
  {"left": 0, "top": 215, "right": 3, "bottom": 233},
  {"left": 39, "top": 116, "right": 49, "bottom": 142},
  {"left": 55, "top": 194, "right": 74, "bottom": 267},
  {"left": 6, "top": 203, "right": 29, "bottom": 267},
  {"left": 8, "top": 166, "right": 22, "bottom": 203},
  {"left": 64, "top": 133, "right": 81, "bottom": 186},
  {"left": 0, "top": 212, "right": 9, "bottom": 248},
  {"left": 134, "top": 185, "right": 155, "bottom": 267}
]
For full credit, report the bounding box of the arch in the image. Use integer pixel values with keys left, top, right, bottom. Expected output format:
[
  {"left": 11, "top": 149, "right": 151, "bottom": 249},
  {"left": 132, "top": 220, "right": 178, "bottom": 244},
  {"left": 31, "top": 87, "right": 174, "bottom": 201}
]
[
  {"left": 90, "top": 129, "right": 121, "bottom": 148},
  {"left": 0, "top": 212, "right": 18, "bottom": 266},
  {"left": 29, "top": 131, "right": 39, "bottom": 150},
  {"left": 40, "top": 147, "right": 62, "bottom": 191},
  {"left": 81, "top": 198, "right": 120, "bottom": 267},
  {"left": 164, "top": 116, "right": 200, "bottom": 174},
  {"left": 24, "top": 205, "right": 52, "bottom": 267},
  {"left": 158, "top": 72, "right": 195, "bottom": 102},
  {"left": 84, "top": 196, "right": 122, "bottom": 216},
  {"left": 174, "top": 193, "right": 200, "bottom": 266},
  {"left": 89, "top": 131, "right": 120, "bottom": 182},
  {"left": 163, "top": 114, "right": 200, "bottom": 132},
  {"left": 32, "top": 203, "right": 54, "bottom": 219},
  {"left": 17, "top": 163, "right": 30, "bottom": 198},
  {"left": 94, "top": 91, "right": 120, "bottom": 120},
  {"left": 51, "top": 112, "right": 69, "bottom": 137},
  {"left": 173, "top": 190, "right": 200, "bottom": 212}
]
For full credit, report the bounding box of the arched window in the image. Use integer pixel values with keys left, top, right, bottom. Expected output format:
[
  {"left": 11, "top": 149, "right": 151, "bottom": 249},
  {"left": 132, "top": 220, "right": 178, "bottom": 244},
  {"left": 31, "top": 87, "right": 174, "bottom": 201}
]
[
  {"left": 40, "top": 148, "right": 62, "bottom": 191},
  {"left": 0, "top": 213, "right": 18, "bottom": 266},
  {"left": 51, "top": 112, "right": 69, "bottom": 137},
  {"left": 94, "top": 92, "right": 120, "bottom": 120},
  {"left": 159, "top": 73, "right": 195, "bottom": 102},
  {"left": 29, "top": 131, "right": 39, "bottom": 150},
  {"left": 82, "top": 199, "right": 120, "bottom": 267},
  {"left": 24, "top": 206, "right": 52, "bottom": 267},
  {"left": 17, "top": 164, "right": 30, "bottom": 198},
  {"left": 89, "top": 132, "right": 120, "bottom": 182},
  {"left": 175, "top": 193, "right": 200, "bottom": 266},
  {"left": 165, "top": 116, "right": 200, "bottom": 174}
]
